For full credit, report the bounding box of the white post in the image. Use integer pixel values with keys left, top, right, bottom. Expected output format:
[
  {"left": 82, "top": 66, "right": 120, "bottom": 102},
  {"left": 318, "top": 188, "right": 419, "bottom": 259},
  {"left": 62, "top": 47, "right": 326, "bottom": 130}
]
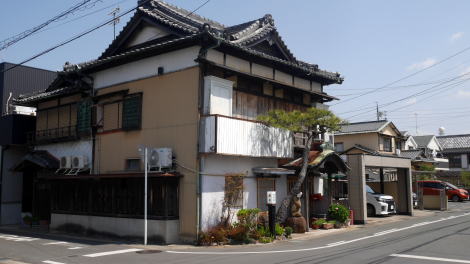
[{"left": 144, "top": 147, "right": 148, "bottom": 245}]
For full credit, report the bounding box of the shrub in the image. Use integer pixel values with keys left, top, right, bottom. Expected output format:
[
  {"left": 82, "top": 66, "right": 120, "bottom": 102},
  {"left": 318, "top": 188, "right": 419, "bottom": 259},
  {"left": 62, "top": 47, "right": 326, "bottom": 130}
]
[
  {"left": 328, "top": 204, "right": 350, "bottom": 223},
  {"left": 275, "top": 223, "right": 285, "bottom": 236},
  {"left": 197, "top": 225, "right": 229, "bottom": 246},
  {"left": 259, "top": 236, "right": 273, "bottom": 243},
  {"left": 284, "top": 226, "right": 293, "bottom": 237},
  {"left": 228, "top": 225, "right": 249, "bottom": 243},
  {"left": 313, "top": 218, "right": 327, "bottom": 226},
  {"left": 237, "top": 208, "right": 261, "bottom": 229},
  {"left": 257, "top": 225, "right": 271, "bottom": 237}
]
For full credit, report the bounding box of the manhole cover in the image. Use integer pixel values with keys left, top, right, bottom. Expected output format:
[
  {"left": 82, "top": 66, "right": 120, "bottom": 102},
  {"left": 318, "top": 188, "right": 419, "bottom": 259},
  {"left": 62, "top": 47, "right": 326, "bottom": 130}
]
[{"left": 136, "top": 250, "right": 162, "bottom": 254}]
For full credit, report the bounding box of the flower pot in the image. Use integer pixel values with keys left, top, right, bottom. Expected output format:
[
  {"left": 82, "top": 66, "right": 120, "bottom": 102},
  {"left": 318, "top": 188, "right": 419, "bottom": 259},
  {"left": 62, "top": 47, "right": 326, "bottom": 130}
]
[
  {"left": 312, "top": 224, "right": 321, "bottom": 230},
  {"left": 322, "top": 223, "right": 334, "bottom": 229}
]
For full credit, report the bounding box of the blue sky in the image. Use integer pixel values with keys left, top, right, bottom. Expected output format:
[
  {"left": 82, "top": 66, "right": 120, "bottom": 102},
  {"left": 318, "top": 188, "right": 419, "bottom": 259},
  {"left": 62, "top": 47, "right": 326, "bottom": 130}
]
[{"left": 1, "top": 0, "right": 470, "bottom": 136}]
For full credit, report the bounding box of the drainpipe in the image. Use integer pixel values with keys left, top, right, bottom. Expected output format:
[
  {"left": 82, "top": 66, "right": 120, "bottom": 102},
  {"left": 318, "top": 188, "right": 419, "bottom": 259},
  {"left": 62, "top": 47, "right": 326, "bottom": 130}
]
[
  {"left": 195, "top": 32, "right": 221, "bottom": 240},
  {"left": 0, "top": 145, "right": 9, "bottom": 224}
]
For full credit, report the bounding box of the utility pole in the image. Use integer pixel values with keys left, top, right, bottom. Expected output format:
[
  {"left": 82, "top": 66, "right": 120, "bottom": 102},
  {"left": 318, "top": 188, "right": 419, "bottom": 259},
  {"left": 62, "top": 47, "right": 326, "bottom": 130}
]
[
  {"left": 108, "top": 7, "right": 120, "bottom": 40},
  {"left": 376, "top": 102, "right": 379, "bottom": 121},
  {"left": 415, "top": 113, "right": 418, "bottom": 135}
]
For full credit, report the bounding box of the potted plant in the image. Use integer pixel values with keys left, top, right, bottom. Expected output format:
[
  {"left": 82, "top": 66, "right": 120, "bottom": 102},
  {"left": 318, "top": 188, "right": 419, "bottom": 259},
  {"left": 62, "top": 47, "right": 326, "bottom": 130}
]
[
  {"left": 328, "top": 203, "right": 350, "bottom": 227},
  {"left": 312, "top": 219, "right": 326, "bottom": 229},
  {"left": 322, "top": 220, "right": 335, "bottom": 230}
]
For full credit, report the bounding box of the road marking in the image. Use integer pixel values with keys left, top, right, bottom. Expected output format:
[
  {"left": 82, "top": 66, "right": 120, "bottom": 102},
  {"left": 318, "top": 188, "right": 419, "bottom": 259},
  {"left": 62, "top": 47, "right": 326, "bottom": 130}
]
[
  {"left": 167, "top": 212, "right": 470, "bottom": 255},
  {"left": 83, "top": 248, "right": 143, "bottom": 258},
  {"left": 42, "top": 261, "right": 66, "bottom": 264},
  {"left": 43, "top": 242, "right": 68, "bottom": 245},
  {"left": 67, "top": 247, "right": 83, "bottom": 250},
  {"left": 390, "top": 254, "right": 470, "bottom": 263},
  {"left": 0, "top": 235, "right": 38, "bottom": 242}
]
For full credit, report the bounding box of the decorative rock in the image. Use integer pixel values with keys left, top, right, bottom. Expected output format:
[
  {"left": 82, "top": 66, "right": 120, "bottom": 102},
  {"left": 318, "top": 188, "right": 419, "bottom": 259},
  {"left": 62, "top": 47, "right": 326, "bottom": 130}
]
[{"left": 286, "top": 217, "right": 307, "bottom": 233}]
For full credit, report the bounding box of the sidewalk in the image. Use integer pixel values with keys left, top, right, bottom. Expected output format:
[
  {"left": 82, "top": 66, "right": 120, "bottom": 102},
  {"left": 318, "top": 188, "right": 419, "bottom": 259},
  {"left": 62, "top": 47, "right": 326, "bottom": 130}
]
[{"left": 0, "top": 209, "right": 444, "bottom": 251}]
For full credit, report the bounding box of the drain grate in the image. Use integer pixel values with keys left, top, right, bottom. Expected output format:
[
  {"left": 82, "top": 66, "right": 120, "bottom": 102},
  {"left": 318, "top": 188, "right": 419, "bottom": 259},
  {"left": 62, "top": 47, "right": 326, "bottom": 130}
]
[{"left": 136, "top": 250, "right": 162, "bottom": 254}]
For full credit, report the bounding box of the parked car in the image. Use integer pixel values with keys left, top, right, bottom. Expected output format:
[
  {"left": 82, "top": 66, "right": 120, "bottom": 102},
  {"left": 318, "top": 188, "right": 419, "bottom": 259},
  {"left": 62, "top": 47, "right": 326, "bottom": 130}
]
[
  {"left": 366, "top": 185, "right": 396, "bottom": 217},
  {"left": 417, "top": 180, "right": 469, "bottom": 202}
]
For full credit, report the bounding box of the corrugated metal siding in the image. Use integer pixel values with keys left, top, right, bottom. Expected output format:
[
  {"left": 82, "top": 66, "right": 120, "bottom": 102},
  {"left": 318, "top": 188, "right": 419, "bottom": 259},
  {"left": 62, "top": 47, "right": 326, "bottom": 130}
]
[
  {"left": 215, "top": 116, "right": 293, "bottom": 158},
  {"left": 1, "top": 63, "right": 57, "bottom": 115}
]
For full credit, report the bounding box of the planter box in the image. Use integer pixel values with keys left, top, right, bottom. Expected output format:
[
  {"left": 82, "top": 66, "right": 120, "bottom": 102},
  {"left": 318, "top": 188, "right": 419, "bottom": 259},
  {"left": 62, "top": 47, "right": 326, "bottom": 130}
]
[{"left": 322, "top": 223, "right": 334, "bottom": 229}]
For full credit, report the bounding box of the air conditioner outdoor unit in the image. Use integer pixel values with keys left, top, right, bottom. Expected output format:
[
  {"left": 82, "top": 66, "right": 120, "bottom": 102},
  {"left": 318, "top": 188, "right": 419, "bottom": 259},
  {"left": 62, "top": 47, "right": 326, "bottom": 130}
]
[
  {"left": 152, "top": 148, "right": 173, "bottom": 168},
  {"left": 72, "top": 156, "right": 89, "bottom": 169},
  {"left": 60, "top": 156, "right": 72, "bottom": 169}
]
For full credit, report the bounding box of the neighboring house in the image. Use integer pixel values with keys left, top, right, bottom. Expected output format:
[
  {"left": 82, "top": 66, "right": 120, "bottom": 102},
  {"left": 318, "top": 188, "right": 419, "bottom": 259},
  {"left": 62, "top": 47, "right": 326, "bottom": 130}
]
[
  {"left": 401, "top": 131, "right": 418, "bottom": 150},
  {"left": 401, "top": 135, "right": 448, "bottom": 171},
  {"left": 437, "top": 134, "right": 470, "bottom": 171},
  {"left": 334, "top": 120, "right": 405, "bottom": 156},
  {"left": 14, "top": 0, "right": 343, "bottom": 243},
  {"left": 0, "top": 63, "right": 56, "bottom": 225}
]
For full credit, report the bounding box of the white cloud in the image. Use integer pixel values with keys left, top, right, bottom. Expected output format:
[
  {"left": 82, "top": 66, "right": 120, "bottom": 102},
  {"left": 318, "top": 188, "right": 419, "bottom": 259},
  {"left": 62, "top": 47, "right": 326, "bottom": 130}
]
[
  {"left": 451, "top": 32, "right": 464, "bottom": 42},
  {"left": 457, "top": 90, "right": 470, "bottom": 97},
  {"left": 406, "top": 58, "right": 437, "bottom": 71}
]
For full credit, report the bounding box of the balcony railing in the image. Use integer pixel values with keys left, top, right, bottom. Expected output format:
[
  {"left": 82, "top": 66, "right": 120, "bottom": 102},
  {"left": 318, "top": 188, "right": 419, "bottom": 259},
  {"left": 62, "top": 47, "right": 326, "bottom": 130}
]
[
  {"left": 27, "top": 126, "right": 78, "bottom": 145},
  {"left": 200, "top": 115, "right": 293, "bottom": 158}
]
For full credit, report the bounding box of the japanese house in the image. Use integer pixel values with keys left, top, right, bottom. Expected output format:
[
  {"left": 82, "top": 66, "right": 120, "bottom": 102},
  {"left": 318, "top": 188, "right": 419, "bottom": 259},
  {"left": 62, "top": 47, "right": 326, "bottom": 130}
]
[{"left": 14, "top": 0, "right": 343, "bottom": 242}]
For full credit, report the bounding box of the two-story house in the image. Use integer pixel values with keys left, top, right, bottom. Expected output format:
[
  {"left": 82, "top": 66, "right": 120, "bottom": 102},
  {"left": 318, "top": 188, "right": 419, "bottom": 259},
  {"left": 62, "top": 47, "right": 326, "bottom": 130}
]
[
  {"left": 0, "top": 62, "right": 56, "bottom": 225},
  {"left": 14, "top": 0, "right": 343, "bottom": 243},
  {"left": 437, "top": 134, "right": 470, "bottom": 172},
  {"left": 400, "top": 135, "right": 448, "bottom": 172}
]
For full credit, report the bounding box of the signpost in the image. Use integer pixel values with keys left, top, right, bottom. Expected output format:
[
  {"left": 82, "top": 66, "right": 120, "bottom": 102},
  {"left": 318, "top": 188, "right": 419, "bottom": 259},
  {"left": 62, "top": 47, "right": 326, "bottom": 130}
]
[{"left": 267, "top": 191, "right": 276, "bottom": 237}]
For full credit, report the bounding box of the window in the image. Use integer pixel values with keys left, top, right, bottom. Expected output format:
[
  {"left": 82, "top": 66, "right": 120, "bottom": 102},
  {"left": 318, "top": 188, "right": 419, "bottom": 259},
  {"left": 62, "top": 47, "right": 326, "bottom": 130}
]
[
  {"left": 122, "top": 94, "right": 142, "bottom": 130},
  {"left": 224, "top": 174, "right": 244, "bottom": 208},
  {"left": 126, "top": 159, "right": 141, "bottom": 171},
  {"left": 77, "top": 99, "right": 92, "bottom": 134},
  {"left": 334, "top": 143, "right": 344, "bottom": 153},
  {"left": 382, "top": 136, "right": 392, "bottom": 152},
  {"left": 448, "top": 154, "right": 462, "bottom": 168},
  {"left": 51, "top": 178, "right": 179, "bottom": 219}
]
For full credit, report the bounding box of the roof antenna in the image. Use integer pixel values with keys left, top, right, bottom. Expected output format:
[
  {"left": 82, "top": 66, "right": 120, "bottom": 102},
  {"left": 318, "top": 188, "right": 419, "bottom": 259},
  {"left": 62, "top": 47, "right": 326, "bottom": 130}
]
[{"left": 108, "top": 7, "right": 121, "bottom": 40}]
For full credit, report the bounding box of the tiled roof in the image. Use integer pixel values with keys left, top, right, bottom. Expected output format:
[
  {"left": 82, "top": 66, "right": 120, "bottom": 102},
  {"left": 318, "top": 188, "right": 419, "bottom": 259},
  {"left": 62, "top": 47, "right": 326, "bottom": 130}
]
[
  {"left": 437, "top": 134, "right": 470, "bottom": 153},
  {"left": 95, "top": 0, "right": 339, "bottom": 81},
  {"left": 400, "top": 150, "right": 422, "bottom": 160},
  {"left": 13, "top": 86, "right": 81, "bottom": 105},
  {"left": 337, "top": 120, "right": 389, "bottom": 135},
  {"left": 413, "top": 135, "right": 435, "bottom": 148}
]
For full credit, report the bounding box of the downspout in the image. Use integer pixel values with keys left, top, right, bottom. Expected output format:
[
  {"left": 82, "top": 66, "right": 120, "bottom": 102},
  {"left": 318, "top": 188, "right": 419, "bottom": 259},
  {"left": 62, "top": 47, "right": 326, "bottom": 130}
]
[
  {"left": 0, "top": 146, "right": 9, "bottom": 224},
  {"left": 195, "top": 31, "right": 221, "bottom": 240}
]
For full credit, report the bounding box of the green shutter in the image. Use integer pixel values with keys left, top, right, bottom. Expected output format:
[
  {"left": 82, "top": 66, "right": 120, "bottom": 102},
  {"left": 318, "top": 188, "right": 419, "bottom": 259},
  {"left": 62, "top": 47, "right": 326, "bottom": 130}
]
[
  {"left": 77, "top": 99, "right": 92, "bottom": 134},
  {"left": 122, "top": 94, "right": 142, "bottom": 130}
]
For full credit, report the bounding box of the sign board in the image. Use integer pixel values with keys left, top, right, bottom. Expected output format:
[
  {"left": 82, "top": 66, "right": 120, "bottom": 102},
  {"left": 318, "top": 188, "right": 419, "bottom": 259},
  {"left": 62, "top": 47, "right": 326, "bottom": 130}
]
[{"left": 267, "top": 191, "right": 276, "bottom": 205}]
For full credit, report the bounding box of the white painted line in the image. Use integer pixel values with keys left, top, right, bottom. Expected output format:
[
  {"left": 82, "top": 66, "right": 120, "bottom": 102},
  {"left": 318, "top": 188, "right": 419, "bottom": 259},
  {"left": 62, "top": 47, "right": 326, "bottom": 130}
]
[
  {"left": 390, "top": 254, "right": 470, "bottom": 263},
  {"left": 42, "top": 260, "right": 66, "bottom": 264},
  {"left": 67, "top": 247, "right": 83, "bottom": 250},
  {"left": 43, "top": 241, "right": 68, "bottom": 245},
  {"left": 83, "top": 248, "right": 143, "bottom": 258},
  {"left": 166, "top": 212, "right": 470, "bottom": 255}
]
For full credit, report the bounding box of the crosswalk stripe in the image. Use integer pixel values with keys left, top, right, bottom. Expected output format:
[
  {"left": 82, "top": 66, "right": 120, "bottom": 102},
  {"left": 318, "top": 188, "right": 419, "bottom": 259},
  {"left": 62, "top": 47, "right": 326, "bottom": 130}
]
[{"left": 83, "top": 248, "right": 143, "bottom": 257}]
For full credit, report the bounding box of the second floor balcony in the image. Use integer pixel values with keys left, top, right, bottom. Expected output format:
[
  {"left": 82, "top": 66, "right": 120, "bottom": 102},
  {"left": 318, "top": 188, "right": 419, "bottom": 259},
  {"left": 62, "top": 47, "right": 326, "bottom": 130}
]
[
  {"left": 200, "top": 115, "right": 293, "bottom": 158},
  {"left": 27, "top": 125, "right": 79, "bottom": 145}
]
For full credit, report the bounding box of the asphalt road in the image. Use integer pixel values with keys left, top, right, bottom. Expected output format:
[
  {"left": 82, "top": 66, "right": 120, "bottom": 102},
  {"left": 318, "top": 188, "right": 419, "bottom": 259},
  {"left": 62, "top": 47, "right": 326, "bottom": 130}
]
[{"left": 1, "top": 202, "right": 470, "bottom": 264}]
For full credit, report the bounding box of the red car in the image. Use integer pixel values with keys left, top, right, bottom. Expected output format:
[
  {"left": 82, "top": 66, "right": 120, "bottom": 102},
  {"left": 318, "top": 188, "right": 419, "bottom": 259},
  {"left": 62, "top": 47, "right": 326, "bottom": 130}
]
[{"left": 417, "top": 180, "right": 469, "bottom": 202}]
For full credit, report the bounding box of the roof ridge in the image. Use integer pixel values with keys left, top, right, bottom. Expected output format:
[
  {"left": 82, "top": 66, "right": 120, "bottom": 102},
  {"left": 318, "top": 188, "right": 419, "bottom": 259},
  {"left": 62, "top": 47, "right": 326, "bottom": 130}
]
[{"left": 437, "top": 134, "right": 470, "bottom": 138}]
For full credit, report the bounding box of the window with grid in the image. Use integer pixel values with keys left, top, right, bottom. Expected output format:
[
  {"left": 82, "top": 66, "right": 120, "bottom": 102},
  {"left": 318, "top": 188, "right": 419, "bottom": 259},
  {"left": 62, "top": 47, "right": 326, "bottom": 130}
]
[{"left": 122, "top": 94, "right": 142, "bottom": 130}]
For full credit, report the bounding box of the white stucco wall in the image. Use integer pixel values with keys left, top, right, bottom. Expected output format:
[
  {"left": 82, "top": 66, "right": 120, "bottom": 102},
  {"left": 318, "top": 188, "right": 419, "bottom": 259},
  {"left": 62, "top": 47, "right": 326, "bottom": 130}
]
[
  {"left": 51, "top": 214, "right": 179, "bottom": 244},
  {"left": 92, "top": 46, "right": 200, "bottom": 89},
  {"left": 35, "top": 140, "right": 92, "bottom": 167},
  {"left": 199, "top": 155, "right": 288, "bottom": 230},
  {"left": 126, "top": 26, "right": 170, "bottom": 47}
]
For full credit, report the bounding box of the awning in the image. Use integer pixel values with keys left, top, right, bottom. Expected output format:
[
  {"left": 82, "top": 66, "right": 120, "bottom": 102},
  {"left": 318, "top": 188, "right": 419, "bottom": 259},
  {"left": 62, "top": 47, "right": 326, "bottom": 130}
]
[
  {"left": 13, "top": 150, "right": 59, "bottom": 171},
  {"left": 282, "top": 149, "right": 349, "bottom": 173},
  {"left": 252, "top": 167, "right": 296, "bottom": 177}
]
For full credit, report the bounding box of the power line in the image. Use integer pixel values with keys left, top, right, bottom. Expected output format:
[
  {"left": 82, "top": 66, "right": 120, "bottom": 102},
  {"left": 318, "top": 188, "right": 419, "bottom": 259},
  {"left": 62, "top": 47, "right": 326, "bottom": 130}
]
[
  {"left": 331, "top": 43, "right": 470, "bottom": 106},
  {"left": 1, "top": 0, "right": 150, "bottom": 74},
  {"left": 0, "top": 0, "right": 103, "bottom": 51}
]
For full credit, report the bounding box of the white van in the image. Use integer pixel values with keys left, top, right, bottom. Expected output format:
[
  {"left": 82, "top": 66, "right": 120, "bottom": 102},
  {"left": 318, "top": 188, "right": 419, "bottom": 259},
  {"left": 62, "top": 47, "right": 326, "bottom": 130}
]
[{"left": 366, "top": 185, "right": 396, "bottom": 216}]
